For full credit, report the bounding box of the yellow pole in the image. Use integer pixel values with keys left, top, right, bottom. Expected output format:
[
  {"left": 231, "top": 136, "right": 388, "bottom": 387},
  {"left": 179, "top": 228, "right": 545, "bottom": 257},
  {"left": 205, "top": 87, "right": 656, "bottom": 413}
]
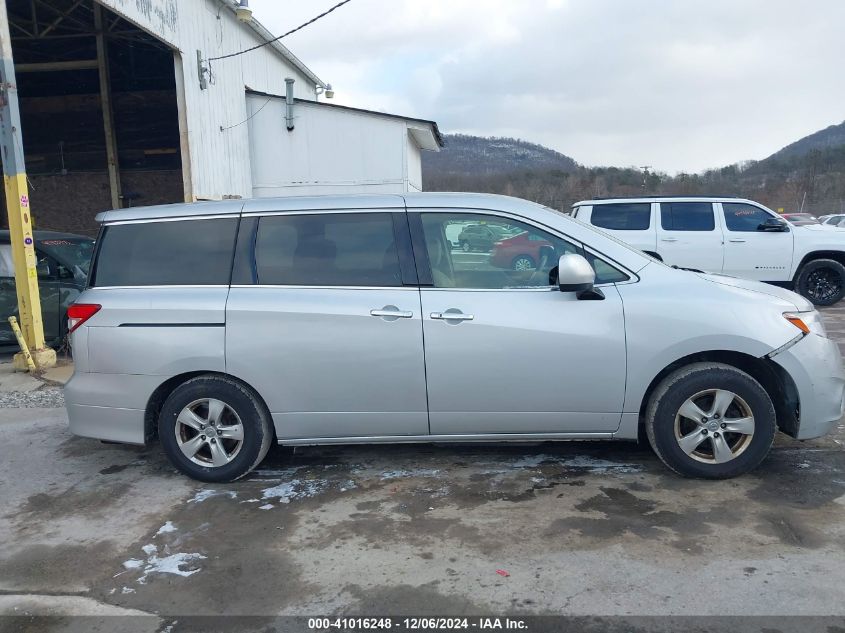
[
  {"left": 8, "top": 316, "right": 36, "bottom": 373},
  {"left": 0, "top": 1, "right": 55, "bottom": 370}
]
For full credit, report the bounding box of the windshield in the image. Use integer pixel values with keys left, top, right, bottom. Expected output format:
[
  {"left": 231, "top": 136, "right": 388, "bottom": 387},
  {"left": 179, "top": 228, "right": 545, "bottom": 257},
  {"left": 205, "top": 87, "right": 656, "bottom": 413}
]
[{"left": 37, "top": 237, "right": 96, "bottom": 280}]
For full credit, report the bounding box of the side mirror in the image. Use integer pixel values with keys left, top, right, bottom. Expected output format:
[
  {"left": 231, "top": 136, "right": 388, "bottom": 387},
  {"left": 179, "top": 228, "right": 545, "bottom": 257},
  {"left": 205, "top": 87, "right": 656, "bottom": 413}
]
[
  {"left": 758, "top": 217, "right": 788, "bottom": 232},
  {"left": 557, "top": 254, "right": 603, "bottom": 300}
]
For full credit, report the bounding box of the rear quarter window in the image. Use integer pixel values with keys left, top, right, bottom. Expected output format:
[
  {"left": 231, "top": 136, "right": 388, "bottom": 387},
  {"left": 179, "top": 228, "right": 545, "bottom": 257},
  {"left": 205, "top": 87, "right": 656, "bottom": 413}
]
[
  {"left": 590, "top": 203, "right": 651, "bottom": 230},
  {"left": 91, "top": 218, "right": 239, "bottom": 287}
]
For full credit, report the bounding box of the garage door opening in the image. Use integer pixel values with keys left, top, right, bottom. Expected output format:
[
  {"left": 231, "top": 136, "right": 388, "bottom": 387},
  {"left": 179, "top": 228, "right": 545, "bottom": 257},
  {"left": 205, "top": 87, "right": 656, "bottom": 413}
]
[{"left": 3, "top": 0, "right": 185, "bottom": 236}]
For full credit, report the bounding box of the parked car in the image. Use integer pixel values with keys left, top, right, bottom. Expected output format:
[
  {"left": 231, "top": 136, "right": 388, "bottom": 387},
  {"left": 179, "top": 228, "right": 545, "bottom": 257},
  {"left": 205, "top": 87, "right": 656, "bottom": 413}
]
[
  {"left": 457, "top": 223, "right": 513, "bottom": 252},
  {"left": 572, "top": 197, "right": 845, "bottom": 305},
  {"left": 819, "top": 214, "right": 845, "bottom": 226},
  {"left": 490, "top": 230, "right": 554, "bottom": 270},
  {"left": 781, "top": 213, "right": 820, "bottom": 226},
  {"left": 0, "top": 230, "right": 94, "bottom": 347},
  {"left": 66, "top": 193, "right": 844, "bottom": 483}
]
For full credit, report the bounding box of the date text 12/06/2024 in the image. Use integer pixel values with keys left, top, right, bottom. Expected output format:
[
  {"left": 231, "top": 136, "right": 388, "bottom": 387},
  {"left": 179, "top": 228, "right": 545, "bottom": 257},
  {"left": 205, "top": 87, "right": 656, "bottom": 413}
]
[{"left": 308, "top": 618, "right": 528, "bottom": 630}]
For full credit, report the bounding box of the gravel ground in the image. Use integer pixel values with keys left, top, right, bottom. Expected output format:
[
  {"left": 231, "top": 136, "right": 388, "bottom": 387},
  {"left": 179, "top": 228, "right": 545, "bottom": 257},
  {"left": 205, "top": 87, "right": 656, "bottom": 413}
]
[{"left": 0, "top": 387, "right": 64, "bottom": 408}]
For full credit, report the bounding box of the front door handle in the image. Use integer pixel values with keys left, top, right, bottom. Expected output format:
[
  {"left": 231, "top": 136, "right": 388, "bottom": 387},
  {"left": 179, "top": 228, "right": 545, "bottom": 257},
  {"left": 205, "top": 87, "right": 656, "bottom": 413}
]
[
  {"left": 370, "top": 306, "right": 413, "bottom": 320},
  {"left": 728, "top": 238, "right": 747, "bottom": 243},
  {"left": 431, "top": 310, "right": 474, "bottom": 322}
]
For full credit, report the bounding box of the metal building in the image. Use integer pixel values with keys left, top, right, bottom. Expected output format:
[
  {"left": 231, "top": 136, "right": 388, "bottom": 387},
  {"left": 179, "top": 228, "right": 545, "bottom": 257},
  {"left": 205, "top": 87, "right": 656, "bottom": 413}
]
[{"left": 3, "top": 0, "right": 442, "bottom": 235}]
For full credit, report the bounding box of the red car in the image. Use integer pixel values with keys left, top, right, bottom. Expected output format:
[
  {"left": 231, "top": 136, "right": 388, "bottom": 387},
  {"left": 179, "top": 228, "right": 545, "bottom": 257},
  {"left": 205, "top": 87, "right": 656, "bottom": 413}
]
[{"left": 490, "top": 231, "right": 554, "bottom": 271}]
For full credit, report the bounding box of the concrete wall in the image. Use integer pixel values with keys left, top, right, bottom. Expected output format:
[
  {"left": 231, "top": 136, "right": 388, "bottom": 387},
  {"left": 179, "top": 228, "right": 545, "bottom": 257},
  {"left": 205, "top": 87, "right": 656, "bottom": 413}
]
[
  {"left": 95, "top": 0, "right": 319, "bottom": 201},
  {"left": 246, "top": 95, "right": 428, "bottom": 197}
]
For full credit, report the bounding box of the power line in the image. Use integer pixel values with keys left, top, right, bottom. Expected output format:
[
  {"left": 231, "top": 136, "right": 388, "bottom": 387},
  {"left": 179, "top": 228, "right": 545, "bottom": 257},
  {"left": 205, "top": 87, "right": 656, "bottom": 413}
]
[
  {"left": 220, "top": 97, "right": 272, "bottom": 132},
  {"left": 207, "top": 0, "right": 354, "bottom": 63}
]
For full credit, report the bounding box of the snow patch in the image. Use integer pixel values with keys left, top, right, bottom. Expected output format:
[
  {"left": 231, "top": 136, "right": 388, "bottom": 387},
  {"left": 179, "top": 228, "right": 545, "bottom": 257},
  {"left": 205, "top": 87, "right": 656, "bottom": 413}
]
[
  {"left": 187, "top": 489, "right": 237, "bottom": 504},
  {"left": 259, "top": 504, "right": 274, "bottom": 510},
  {"left": 122, "top": 544, "right": 206, "bottom": 584},
  {"left": 380, "top": 468, "right": 441, "bottom": 480},
  {"left": 261, "top": 479, "right": 328, "bottom": 503},
  {"left": 155, "top": 521, "right": 177, "bottom": 537}
]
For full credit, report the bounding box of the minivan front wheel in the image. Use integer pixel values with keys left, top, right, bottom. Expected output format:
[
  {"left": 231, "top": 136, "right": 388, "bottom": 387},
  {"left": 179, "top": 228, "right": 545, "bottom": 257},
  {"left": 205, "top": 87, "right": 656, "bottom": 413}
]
[
  {"left": 645, "top": 363, "right": 776, "bottom": 479},
  {"left": 159, "top": 376, "right": 273, "bottom": 482}
]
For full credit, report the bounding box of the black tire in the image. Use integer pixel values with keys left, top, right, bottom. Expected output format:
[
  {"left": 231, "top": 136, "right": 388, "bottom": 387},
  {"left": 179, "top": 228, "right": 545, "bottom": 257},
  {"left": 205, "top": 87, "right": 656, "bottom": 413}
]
[
  {"left": 795, "top": 258, "right": 845, "bottom": 306},
  {"left": 645, "top": 362, "right": 776, "bottom": 479},
  {"left": 158, "top": 375, "right": 273, "bottom": 483},
  {"left": 512, "top": 255, "right": 536, "bottom": 271}
]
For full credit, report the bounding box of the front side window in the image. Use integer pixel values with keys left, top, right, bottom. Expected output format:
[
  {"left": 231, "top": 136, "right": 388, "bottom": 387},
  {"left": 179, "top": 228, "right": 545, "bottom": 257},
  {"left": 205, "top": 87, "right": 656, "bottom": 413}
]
[
  {"left": 92, "top": 218, "right": 238, "bottom": 287},
  {"left": 591, "top": 203, "right": 651, "bottom": 231},
  {"left": 660, "top": 202, "right": 715, "bottom": 231},
  {"left": 421, "top": 212, "right": 627, "bottom": 289},
  {"left": 723, "top": 203, "right": 776, "bottom": 232},
  {"left": 255, "top": 213, "right": 402, "bottom": 287}
]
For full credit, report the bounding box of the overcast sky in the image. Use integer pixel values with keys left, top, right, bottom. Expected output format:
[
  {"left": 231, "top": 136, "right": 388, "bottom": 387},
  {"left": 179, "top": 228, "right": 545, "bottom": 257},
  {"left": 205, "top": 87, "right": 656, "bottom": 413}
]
[{"left": 249, "top": 0, "right": 845, "bottom": 174}]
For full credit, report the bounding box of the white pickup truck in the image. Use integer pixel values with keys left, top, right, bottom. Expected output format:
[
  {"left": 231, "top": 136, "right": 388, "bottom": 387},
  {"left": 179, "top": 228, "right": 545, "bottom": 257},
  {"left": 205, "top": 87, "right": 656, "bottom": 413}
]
[{"left": 571, "top": 196, "right": 845, "bottom": 305}]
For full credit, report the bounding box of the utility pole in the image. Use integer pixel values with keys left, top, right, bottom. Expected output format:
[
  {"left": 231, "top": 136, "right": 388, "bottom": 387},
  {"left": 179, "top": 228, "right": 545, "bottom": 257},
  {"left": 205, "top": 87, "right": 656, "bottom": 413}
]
[{"left": 0, "top": 1, "right": 55, "bottom": 371}]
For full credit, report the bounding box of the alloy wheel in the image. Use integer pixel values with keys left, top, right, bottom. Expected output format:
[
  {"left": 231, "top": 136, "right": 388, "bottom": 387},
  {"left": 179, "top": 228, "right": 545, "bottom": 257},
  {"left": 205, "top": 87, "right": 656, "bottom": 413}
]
[
  {"left": 175, "top": 398, "right": 244, "bottom": 467},
  {"left": 673, "top": 389, "right": 755, "bottom": 464},
  {"left": 513, "top": 256, "right": 535, "bottom": 271},
  {"left": 806, "top": 268, "right": 842, "bottom": 303}
]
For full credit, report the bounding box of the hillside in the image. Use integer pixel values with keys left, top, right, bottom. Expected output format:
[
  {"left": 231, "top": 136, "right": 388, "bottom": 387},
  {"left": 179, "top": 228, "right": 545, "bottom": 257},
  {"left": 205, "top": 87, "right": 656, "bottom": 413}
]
[
  {"left": 422, "top": 134, "right": 578, "bottom": 177},
  {"left": 422, "top": 127, "right": 845, "bottom": 216},
  {"left": 764, "top": 120, "right": 845, "bottom": 162}
]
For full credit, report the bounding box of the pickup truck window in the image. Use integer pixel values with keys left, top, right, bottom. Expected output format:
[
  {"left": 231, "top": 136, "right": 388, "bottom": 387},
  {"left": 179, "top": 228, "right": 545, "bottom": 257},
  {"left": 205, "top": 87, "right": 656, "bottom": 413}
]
[
  {"left": 591, "top": 203, "right": 651, "bottom": 230},
  {"left": 660, "top": 202, "right": 715, "bottom": 231},
  {"left": 723, "top": 203, "right": 774, "bottom": 232}
]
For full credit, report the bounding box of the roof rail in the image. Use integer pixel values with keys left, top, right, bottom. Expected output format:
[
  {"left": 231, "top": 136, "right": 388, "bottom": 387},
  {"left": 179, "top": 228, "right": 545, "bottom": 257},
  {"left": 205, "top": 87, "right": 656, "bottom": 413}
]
[{"left": 587, "top": 195, "right": 741, "bottom": 201}]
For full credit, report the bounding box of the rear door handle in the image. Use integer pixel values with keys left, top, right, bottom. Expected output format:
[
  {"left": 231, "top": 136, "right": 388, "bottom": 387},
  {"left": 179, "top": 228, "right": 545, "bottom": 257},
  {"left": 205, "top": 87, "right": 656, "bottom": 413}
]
[
  {"left": 370, "top": 306, "right": 413, "bottom": 319},
  {"left": 431, "top": 311, "right": 474, "bottom": 322},
  {"left": 661, "top": 238, "right": 679, "bottom": 242}
]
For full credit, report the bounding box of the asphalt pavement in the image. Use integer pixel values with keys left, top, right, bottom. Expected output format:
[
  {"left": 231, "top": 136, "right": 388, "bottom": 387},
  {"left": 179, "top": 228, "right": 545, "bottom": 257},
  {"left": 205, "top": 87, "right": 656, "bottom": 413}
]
[{"left": 0, "top": 306, "right": 842, "bottom": 632}]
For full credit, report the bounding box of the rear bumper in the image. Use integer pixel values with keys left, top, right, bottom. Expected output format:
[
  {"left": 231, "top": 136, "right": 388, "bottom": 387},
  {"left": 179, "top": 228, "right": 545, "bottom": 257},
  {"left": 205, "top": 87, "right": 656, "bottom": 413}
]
[
  {"left": 65, "top": 371, "right": 161, "bottom": 445},
  {"left": 66, "top": 403, "right": 145, "bottom": 445},
  {"left": 771, "top": 333, "right": 845, "bottom": 439}
]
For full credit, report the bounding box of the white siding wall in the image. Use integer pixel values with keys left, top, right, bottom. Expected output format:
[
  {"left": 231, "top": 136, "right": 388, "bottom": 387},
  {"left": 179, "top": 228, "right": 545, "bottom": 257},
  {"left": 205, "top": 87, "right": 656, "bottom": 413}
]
[
  {"left": 406, "top": 134, "right": 423, "bottom": 192},
  {"left": 247, "top": 95, "right": 429, "bottom": 197},
  {"left": 95, "top": 0, "right": 318, "bottom": 200}
]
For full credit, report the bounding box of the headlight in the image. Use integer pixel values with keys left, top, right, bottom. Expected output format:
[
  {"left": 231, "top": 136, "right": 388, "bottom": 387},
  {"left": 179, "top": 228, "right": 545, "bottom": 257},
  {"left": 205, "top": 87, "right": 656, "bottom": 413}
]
[{"left": 783, "top": 311, "right": 827, "bottom": 338}]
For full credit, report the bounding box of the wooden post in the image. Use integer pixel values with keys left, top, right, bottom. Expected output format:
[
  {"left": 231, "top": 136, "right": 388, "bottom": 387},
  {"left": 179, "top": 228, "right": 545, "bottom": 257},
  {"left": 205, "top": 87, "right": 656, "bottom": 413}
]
[{"left": 93, "top": 3, "right": 121, "bottom": 209}]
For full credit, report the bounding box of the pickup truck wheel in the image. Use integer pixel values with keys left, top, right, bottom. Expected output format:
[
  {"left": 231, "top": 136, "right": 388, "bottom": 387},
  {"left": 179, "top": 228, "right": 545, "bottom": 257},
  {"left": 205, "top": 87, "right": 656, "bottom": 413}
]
[
  {"left": 796, "top": 259, "right": 845, "bottom": 306},
  {"left": 159, "top": 376, "right": 273, "bottom": 483},
  {"left": 645, "top": 363, "right": 776, "bottom": 479}
]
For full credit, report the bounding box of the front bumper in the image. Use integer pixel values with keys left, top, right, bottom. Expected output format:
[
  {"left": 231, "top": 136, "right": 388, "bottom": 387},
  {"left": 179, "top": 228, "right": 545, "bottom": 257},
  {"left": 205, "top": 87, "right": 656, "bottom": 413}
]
[{"left": 771, "top": 332, "right": 845, "bottom": 439}]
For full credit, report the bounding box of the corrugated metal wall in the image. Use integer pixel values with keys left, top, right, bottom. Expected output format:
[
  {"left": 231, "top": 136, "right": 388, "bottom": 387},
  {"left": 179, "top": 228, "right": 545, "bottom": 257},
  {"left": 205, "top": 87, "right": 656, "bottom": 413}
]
[{"left": 95, "top": 0, "right": 318, "bottom": 200}]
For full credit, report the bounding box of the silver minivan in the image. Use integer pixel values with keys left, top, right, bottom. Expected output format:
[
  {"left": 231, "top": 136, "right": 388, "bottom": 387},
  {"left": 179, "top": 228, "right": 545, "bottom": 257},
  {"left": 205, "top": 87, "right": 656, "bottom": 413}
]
[{"left": 66, "top": 193, "right": 845, "bottom": 482}]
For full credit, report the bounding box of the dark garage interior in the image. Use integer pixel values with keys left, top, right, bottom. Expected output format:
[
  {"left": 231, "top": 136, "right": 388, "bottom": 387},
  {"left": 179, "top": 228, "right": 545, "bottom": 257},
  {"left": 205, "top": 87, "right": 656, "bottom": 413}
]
[{"left": 3, "top": 0, "right": 185, "bottom": 236}]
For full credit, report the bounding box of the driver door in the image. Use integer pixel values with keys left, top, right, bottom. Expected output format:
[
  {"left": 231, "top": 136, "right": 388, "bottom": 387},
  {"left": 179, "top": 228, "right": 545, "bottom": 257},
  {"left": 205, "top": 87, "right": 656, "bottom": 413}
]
[
  {"left": 412, "top": 210, "right": 628, "bottom": 436},
  {"left": 719, "top": 202, "right": 794, "bottom": 281}
]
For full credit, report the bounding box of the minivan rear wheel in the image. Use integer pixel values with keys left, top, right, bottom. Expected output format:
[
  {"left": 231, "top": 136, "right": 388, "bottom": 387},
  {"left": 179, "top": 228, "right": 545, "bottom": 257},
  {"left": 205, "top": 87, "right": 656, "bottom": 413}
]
[
  {"left": 158, "top": 376, "right": 273, "bottom": 483},
  {"left": 645, "top": 363, "right": 776, "bottom": 479}
]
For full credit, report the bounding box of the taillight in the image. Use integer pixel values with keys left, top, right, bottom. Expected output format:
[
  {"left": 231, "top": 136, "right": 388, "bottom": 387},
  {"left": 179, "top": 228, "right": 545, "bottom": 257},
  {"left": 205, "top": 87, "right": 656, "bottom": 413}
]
[{"left": 67, "top": 303, "right": 101, "bottom": 334}]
